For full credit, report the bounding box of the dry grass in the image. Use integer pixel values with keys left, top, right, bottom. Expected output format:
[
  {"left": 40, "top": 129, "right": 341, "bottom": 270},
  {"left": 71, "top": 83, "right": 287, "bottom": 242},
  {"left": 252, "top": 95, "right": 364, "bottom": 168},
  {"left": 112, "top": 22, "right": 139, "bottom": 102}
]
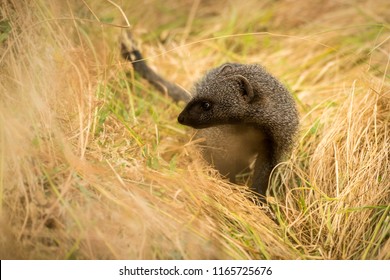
[{"left": 0, "top": 0, "right": 389, "bottom": 259}]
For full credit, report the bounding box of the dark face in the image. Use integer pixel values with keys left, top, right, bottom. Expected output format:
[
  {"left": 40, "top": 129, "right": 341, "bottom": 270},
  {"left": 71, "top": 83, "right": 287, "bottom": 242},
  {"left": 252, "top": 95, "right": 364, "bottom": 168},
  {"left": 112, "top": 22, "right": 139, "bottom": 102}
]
[
  {"left": 177, "top": 99, "right": 214, "bottom": 129},
  {"left": 177, "top": 75, "right": 255, "bottom": 129}
]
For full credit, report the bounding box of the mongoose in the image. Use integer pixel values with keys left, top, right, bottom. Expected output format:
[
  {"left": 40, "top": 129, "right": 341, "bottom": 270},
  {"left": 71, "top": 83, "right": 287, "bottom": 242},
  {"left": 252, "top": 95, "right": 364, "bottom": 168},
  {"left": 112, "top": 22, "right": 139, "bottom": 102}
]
[{"left": 121, "top": 32, "right": 299, "bottom": 197}]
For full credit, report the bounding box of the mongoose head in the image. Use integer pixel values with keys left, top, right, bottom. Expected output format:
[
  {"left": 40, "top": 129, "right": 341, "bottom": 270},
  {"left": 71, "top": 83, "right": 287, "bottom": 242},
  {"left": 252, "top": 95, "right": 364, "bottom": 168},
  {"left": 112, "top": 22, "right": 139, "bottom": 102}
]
[
  {"left": 178, "top": 62, "right": 299, "bottom": 158},
  {"left": 178, "top": 63, "right": 257, "bottom": 129}
]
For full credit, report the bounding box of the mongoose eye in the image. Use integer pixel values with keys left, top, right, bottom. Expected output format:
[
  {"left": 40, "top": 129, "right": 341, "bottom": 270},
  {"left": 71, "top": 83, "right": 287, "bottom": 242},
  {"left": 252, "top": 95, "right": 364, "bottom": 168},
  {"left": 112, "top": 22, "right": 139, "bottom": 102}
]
[{"left": 201, "top": 101, "right": 211, "bottom": 111}]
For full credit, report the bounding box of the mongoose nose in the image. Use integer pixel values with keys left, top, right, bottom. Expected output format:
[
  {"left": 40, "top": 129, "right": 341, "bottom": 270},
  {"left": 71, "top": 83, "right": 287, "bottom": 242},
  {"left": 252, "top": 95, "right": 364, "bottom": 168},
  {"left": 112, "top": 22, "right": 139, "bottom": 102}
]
[{"left": 178, "top": 114, "right": 185, "bottom": 124}]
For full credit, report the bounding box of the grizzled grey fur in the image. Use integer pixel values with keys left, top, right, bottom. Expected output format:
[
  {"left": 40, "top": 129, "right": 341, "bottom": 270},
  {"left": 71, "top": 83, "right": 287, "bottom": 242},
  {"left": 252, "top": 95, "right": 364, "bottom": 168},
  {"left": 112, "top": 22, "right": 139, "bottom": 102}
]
[
  {"left": 121, "top": 32, "right": 299, "bottom": 197},
  {"left": 178, "top": 63, "right": 299, "bottom": 195}
]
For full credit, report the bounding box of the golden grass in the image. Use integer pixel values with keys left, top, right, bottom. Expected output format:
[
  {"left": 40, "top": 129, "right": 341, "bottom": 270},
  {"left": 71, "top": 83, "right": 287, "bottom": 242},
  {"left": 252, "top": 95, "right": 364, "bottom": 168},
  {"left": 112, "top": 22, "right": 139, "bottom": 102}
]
[{"left": 0, "top": 0, "right": 389, "bottom": 259}]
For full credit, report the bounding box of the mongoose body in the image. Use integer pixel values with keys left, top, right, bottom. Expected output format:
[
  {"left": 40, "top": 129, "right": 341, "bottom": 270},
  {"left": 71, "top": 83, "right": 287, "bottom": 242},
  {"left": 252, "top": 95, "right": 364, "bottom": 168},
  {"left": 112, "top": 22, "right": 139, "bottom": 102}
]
[
  {"left": 178, "top": 63, "right": 299, "bottom": 195},
  {"left": 121, "top": 33, "right": 299, "bottom": 196}
]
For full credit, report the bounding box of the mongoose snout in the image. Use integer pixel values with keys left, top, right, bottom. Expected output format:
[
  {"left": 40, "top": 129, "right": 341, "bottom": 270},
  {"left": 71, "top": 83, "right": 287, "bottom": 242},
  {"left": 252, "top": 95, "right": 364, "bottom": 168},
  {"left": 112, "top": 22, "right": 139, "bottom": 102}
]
[
  {"left": 177, "top": 113, "right": 185, "bottom": 124},
  {"left": 177, "top": 99, "right": 215, "bottom": 129}
]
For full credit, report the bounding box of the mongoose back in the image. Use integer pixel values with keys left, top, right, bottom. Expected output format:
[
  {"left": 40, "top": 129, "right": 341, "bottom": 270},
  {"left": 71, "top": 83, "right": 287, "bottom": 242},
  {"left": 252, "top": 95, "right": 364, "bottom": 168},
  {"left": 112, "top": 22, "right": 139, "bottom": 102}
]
[{"left": 121, "top": 32, "right": 299, "bottom": 197}]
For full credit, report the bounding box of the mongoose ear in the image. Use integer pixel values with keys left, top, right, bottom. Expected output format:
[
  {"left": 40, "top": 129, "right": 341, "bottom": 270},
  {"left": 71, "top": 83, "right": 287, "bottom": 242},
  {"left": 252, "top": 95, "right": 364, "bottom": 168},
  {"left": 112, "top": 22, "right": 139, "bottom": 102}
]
[
  {"left": 234, "top": 75, "right": 254, "bottom": 103},
  {"left": 219, "top": 63, "right": 234, "bottom": 76}
]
